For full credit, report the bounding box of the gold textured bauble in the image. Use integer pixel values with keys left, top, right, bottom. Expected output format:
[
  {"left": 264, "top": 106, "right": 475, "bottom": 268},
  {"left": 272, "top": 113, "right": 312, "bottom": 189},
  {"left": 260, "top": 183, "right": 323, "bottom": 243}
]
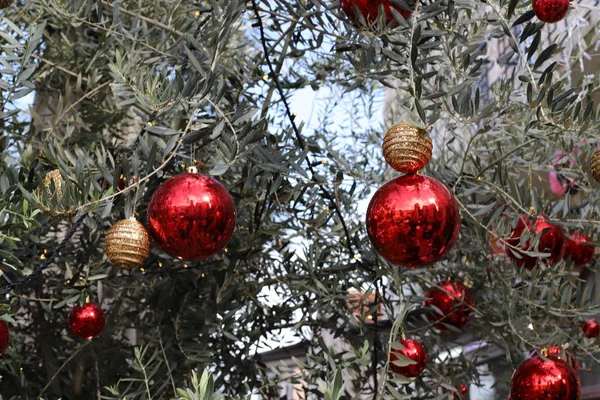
[
  {"left": 105, "top": 219, "right": 151, "bottom": 268},
  {"left": 382, "top": 123, "right": 432, "bottom": 174},
  {"left": 42, "top": 169, "right": 64, "bottom": 198},
  {"left": 591, "top": 149, "right": 600, "bottom": 183},
  {"left": 0, "top": 0, "right": 14, "bottom": 9}
]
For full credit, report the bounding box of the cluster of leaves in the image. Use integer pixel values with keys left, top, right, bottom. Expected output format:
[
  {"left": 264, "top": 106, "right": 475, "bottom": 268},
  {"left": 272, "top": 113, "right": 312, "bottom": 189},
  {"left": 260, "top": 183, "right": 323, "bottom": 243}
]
[{"left": 0, "top": 0, "right": 599, "bottom": 398}]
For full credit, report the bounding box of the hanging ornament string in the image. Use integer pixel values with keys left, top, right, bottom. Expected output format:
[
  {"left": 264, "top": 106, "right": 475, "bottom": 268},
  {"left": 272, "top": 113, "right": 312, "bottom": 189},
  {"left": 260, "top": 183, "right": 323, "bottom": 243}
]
[
  {"left": 0, "top": 10, "right": 210, "bottom": 301},
  {"left": 249, "top": 0, "right": 358, "bottom": 262}
]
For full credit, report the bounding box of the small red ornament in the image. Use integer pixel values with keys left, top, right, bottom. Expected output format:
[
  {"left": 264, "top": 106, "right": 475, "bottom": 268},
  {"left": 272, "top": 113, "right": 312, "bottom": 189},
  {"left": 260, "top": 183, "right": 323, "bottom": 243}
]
[
  {"left": 340, "top": 0, "right": 414, "bottom": 27},
  {"left": 366, "top": 174, "right": 460, "bottom": 269},
  {"left": 69, "top": 303, "right": 105, "bottom": 340},
  {"left": 147, "top": 172, "right": 236, "bottom": 261},
  {"left": 532, "top": 0, "right": 570, "bottom": 23},
  {"left": 452, "top": 383, "right": 469, "bottom": 399},
  {"left": 423, "top": 281, "right": 474, "bottom": 331},
  {"left": 510, "top": 352, "right": 580, "bottom": 400},
  {"left": 582, "top": 319, "right": 600, "bottom": 338},
  {"left": 531, "top": 346, "right": 579, "bottom": 374},
  {"left": 505, "top": 215, "right": 564, "bottom": 269},
  {"left": 0, "top": 321, "right": 9, "bottom": 356},
  {"left": 389, "top": 338, "right": 428, "bottom": 378},
  {"left": 563, "top": 232, "right": 595, "bottom": 266}
]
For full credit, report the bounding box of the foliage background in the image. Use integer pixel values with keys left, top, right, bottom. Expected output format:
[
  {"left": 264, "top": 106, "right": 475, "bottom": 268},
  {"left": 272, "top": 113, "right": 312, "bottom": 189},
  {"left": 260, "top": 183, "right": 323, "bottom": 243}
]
[{"left": 0, "top": 0, "right": 600, "bottom": 399}]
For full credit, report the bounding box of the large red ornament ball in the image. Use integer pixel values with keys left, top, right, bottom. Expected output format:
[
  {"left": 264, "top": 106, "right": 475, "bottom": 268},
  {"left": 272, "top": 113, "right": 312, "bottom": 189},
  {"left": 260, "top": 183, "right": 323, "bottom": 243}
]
[
  {"left": 532, "top": 0, "right": 570, "bottom": 23},
  {"left": 147, "top": 173, "right": 236, "bottom": 261},
  {"left": 505, "top": 215, "right": 564, "bottom": 270},
  {"left": 510, "top": 352, "right": 580, "bottom": 400},
  {"left": 582, "top": 319, "right": 600, "bottom": 339},
  {"left": 389, "top": 338, "right": 428, "bottom": 378},
  {"left": 69, "top": 303, "right": 105, "bottom": 340},
  {"left": 366, "top": 175, "right": 460, "bottom": 269},
  {"left": 340, "top": 0, "right": 414, "bottom": 27},
  {"left": 0, "top": 321, "right": 9, "bottom": 356},
  {"left": 563, "top": 232, "right": 595, "bottom": 267},
  {"left": 423, "top": 281, "right": 474, "bottom": 331}
]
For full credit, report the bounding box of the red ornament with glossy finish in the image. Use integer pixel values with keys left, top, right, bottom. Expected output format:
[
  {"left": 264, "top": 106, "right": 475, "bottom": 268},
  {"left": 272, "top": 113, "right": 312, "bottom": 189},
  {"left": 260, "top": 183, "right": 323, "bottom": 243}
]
[
  {"left": 366, "top": 175, "right": 460, "bottom": 269},
  {"left": 340, "top": 0, "right": 414, "bottom": 27},
  {"left": 506, "top": 215, "right": 564, "bottom": 269},
  {"left": 0, "top": 321, "right": 9, "bottom": 356},
  {"left": 389, "top": 338, "right": 428, "bottom": 377},
  {"left": 582, "top": 319, "right": 600, "bottom": 338},
  {"left": 69, "top": 303, "right": 105, "bottom": 340},
  {"left": 423, "top": 281, "right": 474, "bottom": 331},
  {"left": 532, "top": 0, "right": 570, "bottom": 23},
  {"left": 147, "top": 173, "right": 236, "bottom": 261},
  {"left": 563, "top": 232, "right": 595, "bottom": 266},
  {"left": 452, "top": 384, "right": 469, "bottom": 399},
  {"left": 510, "top": 353, "right": 580, "bottom": 400}
]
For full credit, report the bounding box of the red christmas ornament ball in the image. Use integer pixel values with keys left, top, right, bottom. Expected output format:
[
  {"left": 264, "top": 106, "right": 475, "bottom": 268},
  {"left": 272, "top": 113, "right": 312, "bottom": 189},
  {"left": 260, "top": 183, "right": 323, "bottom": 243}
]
[
  {"left": 506, "top": 215, "right": 564, "bottom": 269},
  {"left": 563, "top": 232, "right": 595, "bottom": 266},
  {"left": 532, "top": 0, "right": 570, "bottom": 23},
  {"left": 423, "top": 281, "right": 474, "bottom": 331},
  {"left": 582, "top": 319, "right": 600, "bottom": 339},
  {"left": 69, "top": 303, "right": 105, "bottom": 340},
  {"left": 510, "top": 353, "right": 580, "bottom": 400},
  {"left": 0, "top": 321, "right": 9, "bottom": 356},
  {"left": 340, "top": 0, "right": 414, "bottom": 27},
  {"left": 147, "top": 172, "right": 236, "bottom": 261},
  {"left": 366, "top": 174, "right": 460, "bottom": 269},
  {"left": 452, "top": 384, "right": 469, "bottom": 399},
  {"left": 389, "top": 338, "right": 428, "bottom": 378}
]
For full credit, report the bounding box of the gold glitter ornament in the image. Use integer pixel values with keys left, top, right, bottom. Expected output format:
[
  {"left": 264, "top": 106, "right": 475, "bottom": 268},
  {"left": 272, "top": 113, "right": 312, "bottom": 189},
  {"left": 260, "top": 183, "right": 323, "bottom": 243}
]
[
  {"left": 42, "top": 169, "right": 64, "bottom": 198},
  {"left": 105, "top": 219, "right": 151, "bottom": 268},
  {"left": 382, "top": 123, "right": 432, "bottom": 174},
  {"left": 591, "top": 149, "right": 600, "bottom": 183},
  {"left": 0, "top": 0, "right": 14, "bottom": 9}
]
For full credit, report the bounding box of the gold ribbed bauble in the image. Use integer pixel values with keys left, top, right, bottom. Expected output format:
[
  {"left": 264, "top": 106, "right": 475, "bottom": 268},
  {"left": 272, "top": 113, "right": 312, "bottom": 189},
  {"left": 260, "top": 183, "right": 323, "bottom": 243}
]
[
  {"left": 42, "top": 169, "right": 64, "bottom": 198},
  {"left": 591, "top": 149, "right": 600, "bottom": 183},
  {"left": 105, "top": 219, "right": 151, "bottom": 268},
  {"left": 382, "top": 123, "right": 432, "bottom": 174},
  {"left": 0, "top": 0, "right": 14, "bottom": 9}
]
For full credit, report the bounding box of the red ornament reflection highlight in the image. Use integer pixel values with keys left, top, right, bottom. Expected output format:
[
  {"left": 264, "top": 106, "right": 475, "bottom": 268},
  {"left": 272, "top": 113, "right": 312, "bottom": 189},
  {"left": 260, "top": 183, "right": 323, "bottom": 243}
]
[
  {"left": 340, "top": 0, "right": 414, "bottom": 26},
  {"left": 563, "top": 232, "right": 595, "bottom": 267},
  {"left": 532, "top": 0, "right": 569, "bottom": 23},
  {"left": 0, "top": 321, "right": 9, "bottom": 356},
  {"left": 366, "top": 175, "right": 460, "bottom": 269},
  {"left": 69, "top": 303, "right": 105, "bottom": 340},
  {"left": 582, "top": 319, "right": 600, "bottom": 339},
  {"left": 423, "top": 281, "right": 474, "bottom": 331},
  {"left": 147, "top": 173, "right": 236, "bottom": 261},
  {"left": 389, "top": 338, "right": 428, "bottom": 378},
  {"left": 510, "top": 353, "right": 580, "bottom": 400},
  {"left": 506, "top": 215, "right": 564, "bottom": 270},
  {"left": 452, "top": 383, "right": 469, "bottom": 399}
]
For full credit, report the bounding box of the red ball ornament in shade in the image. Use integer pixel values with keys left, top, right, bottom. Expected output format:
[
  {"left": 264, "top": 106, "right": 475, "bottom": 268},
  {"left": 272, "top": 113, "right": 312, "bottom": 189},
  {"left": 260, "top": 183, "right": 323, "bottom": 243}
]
[
  {"left": 69, "top": 303, "right": 105, "bottom": 340},
  {"left": 531, "top": 346, "right": 579, "bottom": 374},
  {"left": 532, "top": 0, "right": 570, "bottom": 23},
  {"left": 452, "top": 384, "right": 469, "bottom": 399},
  {"left": 510, "top": 353, "right": 580, "bottom": 400},
  {"left": 340, "top": 0, "right": 414, "bottom": 27},
  {"left": 505, "top": 215, "right": 564, "bottom": 270},
  {"left": 389, "top": 338, "right": 428, "bottom": 378},
  {"left": 582, "top": 319, "right": 600, "bottom": 339},
  {"left": 423, "top": 281, "right": 474, "bottom": 331},
  {"left": 366, "top": 175, "right": 460, "bottom": 269},
  {"left": 563, "top": 233, "right": 595, "bottom": 267},
  {"left": 147, "top": 172, "right": 236, "bottom": 261},
  {"left": 0, "top": 321, "right": 9, "bottom": 356}
]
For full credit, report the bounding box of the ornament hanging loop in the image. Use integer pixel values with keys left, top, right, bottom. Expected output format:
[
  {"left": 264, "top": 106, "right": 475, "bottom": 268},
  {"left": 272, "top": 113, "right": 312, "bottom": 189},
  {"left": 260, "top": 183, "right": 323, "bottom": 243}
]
[{"left": 187, "top": 166, "right": 198, "bottom": 174}]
